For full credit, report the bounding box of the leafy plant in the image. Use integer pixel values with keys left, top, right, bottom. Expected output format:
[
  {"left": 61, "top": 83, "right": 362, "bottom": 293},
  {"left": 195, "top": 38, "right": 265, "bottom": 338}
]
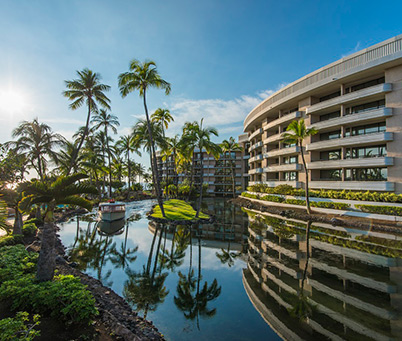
[
  {"left": 0, "top": 312, "right": 40, "bottom": 340},
  {"left": 356, "top": 204, "right": 402, "bottom": 216}
]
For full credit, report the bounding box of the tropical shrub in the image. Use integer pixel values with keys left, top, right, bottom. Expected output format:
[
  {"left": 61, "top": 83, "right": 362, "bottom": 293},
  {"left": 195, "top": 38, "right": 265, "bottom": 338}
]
[
  {"left": 22, "top": 223, "right": 37, "bottom": 236},
  {"left": 24, "top": 218, "right": 42, "bottom": 226},
  {"left": 355, "top": 204, "right": 402, "bottom": 217},
  {"left": 0, "top": 235, "right": 23, "bottom": 248},
  {"left": 0, "top": 245, "right": 98, "bottom": 325},
  {"left": 0, "top": 311, "right": 40, "bottom": 340},
  {"left": 261, "top": 194, "right": 284, "bottom": 203}
]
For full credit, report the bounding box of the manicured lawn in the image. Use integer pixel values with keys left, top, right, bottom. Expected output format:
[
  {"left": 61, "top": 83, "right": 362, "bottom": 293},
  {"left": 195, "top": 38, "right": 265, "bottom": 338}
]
[{"left": 151, "top": 199, "right": 209, "bottom": 220}]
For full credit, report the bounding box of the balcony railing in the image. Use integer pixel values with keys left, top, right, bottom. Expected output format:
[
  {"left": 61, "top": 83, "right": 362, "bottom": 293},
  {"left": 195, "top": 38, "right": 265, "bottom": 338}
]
[
  {"left": 264, "top": 163, "right": 302, "bottom": 173},
  {"left": 309, "top": 181, "right": 394, "bottom": 191},
  {"left": 249, "top": 127, "right": 263, "bottom": 140},
  {"left": 264, "top": 111, "right": 303, "bottom": 130},
  {"left": 309, "top": 107, "right": 392, "bottom": 131},
  {"left": 307, "top": 83, "right": 392, "bottom": 114},
  {"left": 308, "top": 157, "right": 394, "bottom": 169},
  {"left": 306, "top": 132, "right": 393, "bottom": 151}
]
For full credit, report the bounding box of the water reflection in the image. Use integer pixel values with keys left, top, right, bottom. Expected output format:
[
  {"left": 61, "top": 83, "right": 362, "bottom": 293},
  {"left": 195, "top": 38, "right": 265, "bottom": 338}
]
[{"left": 244, "top": 208, "right": 402, "bottom": 340}]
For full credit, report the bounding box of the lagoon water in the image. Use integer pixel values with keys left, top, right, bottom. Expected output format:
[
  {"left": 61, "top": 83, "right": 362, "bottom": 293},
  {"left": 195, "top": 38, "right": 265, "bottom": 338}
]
[{"left": 58, "top": 199, "right": 402, "bottom": 340}]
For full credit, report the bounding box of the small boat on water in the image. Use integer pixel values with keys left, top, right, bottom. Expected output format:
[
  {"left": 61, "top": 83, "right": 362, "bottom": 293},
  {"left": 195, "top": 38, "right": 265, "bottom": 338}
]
[
  {"left": 99, "top": 200, "right": 126, "bottom": 221},
  {"left": 97, "top": 218, "right": 126, "bottom": 236}
]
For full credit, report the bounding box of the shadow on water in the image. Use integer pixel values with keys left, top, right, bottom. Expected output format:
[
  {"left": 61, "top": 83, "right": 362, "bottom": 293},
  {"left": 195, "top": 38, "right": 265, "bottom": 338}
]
[{"left": 61, "top": 199, "right": 402, "bottom": 340}]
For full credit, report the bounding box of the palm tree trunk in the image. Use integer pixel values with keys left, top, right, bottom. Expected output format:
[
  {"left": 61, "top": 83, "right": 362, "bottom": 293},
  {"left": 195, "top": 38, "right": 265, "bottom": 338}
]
[
  {"left": 127, "top": 150, "right": 131, "bottom": 195},
  {"left": 301, "top": 221, "right": 311, "bottom": 294},
  {"left": 106, "top": 130, "right": 112, "bottom": 198},
  {"left": 147, "top": 225, "right": 158, "bottom": 274},
  {"left": 299, "top": 142, "right": 311, "bottom": 214},
  {"left": 37, "top": 208, "right": 56, "bottom": 282},
  {"left": 68, "top": 101, "right": 91, "bottom": 176},
  {"left": 37, "top": 155, "right": 43, "bottom": 180},
  {"left": 187, "top": 153, "right": 195, "bottom": 201},
  {"left": 13, "top": 209, "right": 23, "bottom": 235},
  {"left": 231, "top": 158, "right": 236, "bottom": 198},
  {"left": 196, "top": 152, "right": 204, "bottom": 218},
  {"left": 143, "top": 89, "right": 165, "bottom": 218}
]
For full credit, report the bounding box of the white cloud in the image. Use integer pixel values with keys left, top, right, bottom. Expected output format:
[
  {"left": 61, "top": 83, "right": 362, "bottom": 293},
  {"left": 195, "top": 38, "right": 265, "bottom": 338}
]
[
  {"left": 165, "top": 86, "right": 282, "bottom": 137},
  {"left": 341, "top": 41, "right": 361, "bottom": 58}
]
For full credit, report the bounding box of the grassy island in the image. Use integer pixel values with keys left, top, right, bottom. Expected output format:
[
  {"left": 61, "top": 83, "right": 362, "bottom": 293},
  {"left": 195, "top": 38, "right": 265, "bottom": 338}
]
[{"left": 151, "top": 199, "right": 209, "bottom": 221}]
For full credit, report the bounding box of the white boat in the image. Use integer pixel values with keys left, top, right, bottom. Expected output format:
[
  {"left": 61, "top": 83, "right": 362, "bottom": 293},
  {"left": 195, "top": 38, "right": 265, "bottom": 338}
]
[{"left": 99, "top": 201, "right": 126, "bottom": 221}]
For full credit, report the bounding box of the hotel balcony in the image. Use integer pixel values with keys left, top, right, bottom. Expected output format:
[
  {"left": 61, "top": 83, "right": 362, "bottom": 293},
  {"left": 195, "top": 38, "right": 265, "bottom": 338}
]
[
  {"left": 249, "top": 127, "right": 263, "bottom": 140},
  {"left": 306, "top": 132, "right": 393, "bottom": 151},
  {"left": 309, "top": 181, "right": 394, "bottom": 191},
  {"left": 307, "top": 83, "right": 392, "bottom": 114},
  {"left": 249, "top": 141, "right": 263, "bottom": 152},
  {"left": 263, "top": 163, "right": 302, "bottom": 173},
  {"left": 263, "top": 133, "right": 282, "bottom": 145},
  {"left": 265, "top": 146, "right": 301, "bottom": 157},
  {"left": 308, "top": 156, "right": 394, "bottom": 169},
  {"left": 249, "top": 168, "right": 264, "bottom": 175},
  {"left": 309, "top": 107, "right": 392, "bottom": 131},
  {"left": 263, "top": 111, "right": 303, "bottom": 131},
  {"left": 249, "top": 154, "right": 264, "bottom": 163}
]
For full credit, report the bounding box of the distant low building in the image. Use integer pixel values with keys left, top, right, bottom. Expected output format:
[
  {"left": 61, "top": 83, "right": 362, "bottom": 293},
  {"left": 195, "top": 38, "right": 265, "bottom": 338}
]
[
  {"left": 156, "top": 134, "right": 250, "bottom": 196},
  {"left": 244, "top": 35, "right": 402, "bottom": 193}
]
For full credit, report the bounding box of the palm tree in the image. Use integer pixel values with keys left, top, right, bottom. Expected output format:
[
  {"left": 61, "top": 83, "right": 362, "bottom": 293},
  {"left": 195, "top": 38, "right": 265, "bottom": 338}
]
[
  {"left": 161, "top": 135, "right": 181, "bottom": 197},
  {"left": 91, "top": 109, "right": 120, "bottom": 197},
  {"left": 282, "top": 119, "right": 318, "bottom": 214},
  {"left": 151, "top": 108, "right": 174, "bottom": 138},
  {"left": 20, "top": 174, "right": 97, "bottom": 281},
  {"left": 52, "top": 140, "right": 87, "bottom": 176},
  {"left": 116, "top": 134, "right": 141, "bottom": 193},
  {"left": 8, "top": 118, "right": 62, "bottom": 180},
  {"left": 63, "top": 68, "right": 111, "bottom": 175},
  {"left": 183, "top": 120, "right": 221, "bottom": 218},
  {"left": 132, "top": 119, "right": 166, "bottom": 193},
  {"left": 118, "top": 59, "right": 171, "bottom": 218},
  {"left": 220, "top": 137, "right": 243, "bottom": 198}
]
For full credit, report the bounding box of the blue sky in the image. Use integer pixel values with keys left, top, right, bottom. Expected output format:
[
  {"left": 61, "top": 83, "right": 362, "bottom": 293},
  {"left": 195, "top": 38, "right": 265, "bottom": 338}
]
[{"left": 0, "top": 0, "right": 401, "bottom": 166}]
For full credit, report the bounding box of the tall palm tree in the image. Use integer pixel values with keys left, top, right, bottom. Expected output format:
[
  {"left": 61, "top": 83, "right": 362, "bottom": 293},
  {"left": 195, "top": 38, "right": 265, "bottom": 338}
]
[
  {"left": 132, "top": 119, "right": 166, "bottom": 193},
  {"left": 220, "top": 137, "right": 243, "bottom": 198},
  {"left": 118, "top": 59, "right": 171, "bottom": 218},
  {"left": 8, "top": 118, "right": 62, "bottom": 180},
  {"left": 91, "top": 109, "right": 120, "bottom": 197},
  {"left": 20, "top": 174, "right": 97, "bottom": 281},
  {"left": 282, "top": 119, "right": 318, "bottom": 214},
  {"left": 63, "top": 68, "right": 111, "bottom": 175},
  {"left": 151, "top": 108, "right": 174, "bottom": 138},
  {"left": 182, "top": 120, "right": 221, "bottom": 218},
  {"left": 52, "top": 140, "right": 87, "bottom": 176},
  {"left": 116, "top": 134, "right": 141, "bottom": 193}
]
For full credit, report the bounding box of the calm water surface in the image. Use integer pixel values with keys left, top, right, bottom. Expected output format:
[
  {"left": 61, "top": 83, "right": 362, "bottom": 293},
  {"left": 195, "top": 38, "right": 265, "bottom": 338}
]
[{"left": 58, "top": 199, "right": 402, "bottom": 340}]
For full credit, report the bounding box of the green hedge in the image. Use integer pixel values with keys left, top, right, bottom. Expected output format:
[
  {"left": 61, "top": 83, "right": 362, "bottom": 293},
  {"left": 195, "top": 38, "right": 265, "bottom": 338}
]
[
  {"left": 241, "top": 192, "right": 350, "bottom": 210},
  {"left": 355, "top": 204, "right": 402, "bottom": 217},
  {"left": 22, "top": 223, "right": 37, "bottom": 236},
  {"left": 0, "top": 235, "right": 23, "bottom": 248},
  {"left": 247, "top": 184, "right": 402, "bottom": 203},
  {"left": 0, "top": 245, "right": 98, "bottom": 325}
]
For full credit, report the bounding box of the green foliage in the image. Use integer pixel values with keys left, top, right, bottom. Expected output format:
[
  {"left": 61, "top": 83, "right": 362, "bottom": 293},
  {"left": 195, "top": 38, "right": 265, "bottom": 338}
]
[
  {"left": 24, "top": 218, "right": 42, "bottom": 226},
  {"left": 22, "top": 223, "right": 37, "bottom": 237},
  {"left": 0, "top": 235, "right": 24, "bottom": 248},
  {"left": 241, "top": 192, "right": 260, "bottom": 200},
  {"left": 0, "top": 311, "right": 40, "bottom": 340},
  {"left": 247, "top": 185, "right": 402, "bottom": 203},
  {"left": 151, "top": 199, "right": 209, "bottom": 220},
  {"left": 355, "top": 204, "right": 402, "bottom": 217},
  {"left": 261, "top": 194, "right": 284, "bottom": 203},
  {"left": 0, "top": 245, "right": 98, "bottom": 325}
]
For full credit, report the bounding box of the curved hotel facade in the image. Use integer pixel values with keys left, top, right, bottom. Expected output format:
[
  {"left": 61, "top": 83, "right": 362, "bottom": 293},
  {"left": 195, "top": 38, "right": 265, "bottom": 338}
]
[{"left": 244, "top": 35, "right": 402, "bottom": 193}]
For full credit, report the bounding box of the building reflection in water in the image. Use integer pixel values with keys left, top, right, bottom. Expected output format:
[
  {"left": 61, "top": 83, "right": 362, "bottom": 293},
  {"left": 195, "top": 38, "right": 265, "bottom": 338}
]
[{"left": 243, "top": 208, "right": 402, "bottom": 341}]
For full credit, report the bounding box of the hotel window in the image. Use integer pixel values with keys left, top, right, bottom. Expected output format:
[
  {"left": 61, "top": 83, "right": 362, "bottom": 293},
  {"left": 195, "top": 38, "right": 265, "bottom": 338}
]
[
  {"left": 345, "top": 99, "right": 385, "bottom": 115},
  {"left": 319, "top": 91, "right": 341, "bottom": 102},
  {"left": 284, "top": 171, "right": 297, "bottom": 181},
  {"left": 345, "top": 122, "right": 386, "bottom": 137},
  {"left": 283, "top": 156, "right": 298, "bottom": 164},
  {"left": 345, "top": 145, "right": 387, "bottom": 159},
  {"left": 319, "top": 111, "right": 340, "bottom": 122},
  {"left": 344, "top": 76, "right": 385, "bottom": 94},
  {"left": 345, "top": 168, "right": 387, "bottom": 181},
  {"left": 320, "top": 130, "right": 341, "bottom": 141},
  {"left": 320, "top": 149, "right": 341, "bottom": 160},
  {"left": 320, "top": 169, "right": 342, "bottom": 181}
]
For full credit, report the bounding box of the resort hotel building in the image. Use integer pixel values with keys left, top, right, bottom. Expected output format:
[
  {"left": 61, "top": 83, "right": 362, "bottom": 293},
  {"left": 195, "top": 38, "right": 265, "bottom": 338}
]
[
  {"left": 156, "top": 134, "right": 250, "bottom": 196},
  {"left": 245, "top": 35, "right": 402, "bottom": 194}
]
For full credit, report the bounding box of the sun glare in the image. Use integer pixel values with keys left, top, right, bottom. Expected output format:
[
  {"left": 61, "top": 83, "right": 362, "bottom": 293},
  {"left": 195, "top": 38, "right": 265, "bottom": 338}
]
[{"left": 0, "top": 89, "right": 28, "bottom": 113}]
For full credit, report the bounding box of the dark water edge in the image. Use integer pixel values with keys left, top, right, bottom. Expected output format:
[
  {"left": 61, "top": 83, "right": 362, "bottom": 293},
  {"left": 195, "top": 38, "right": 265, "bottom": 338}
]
[{"left": 58, "top": 198, "right": 402, "bottom": 341}]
